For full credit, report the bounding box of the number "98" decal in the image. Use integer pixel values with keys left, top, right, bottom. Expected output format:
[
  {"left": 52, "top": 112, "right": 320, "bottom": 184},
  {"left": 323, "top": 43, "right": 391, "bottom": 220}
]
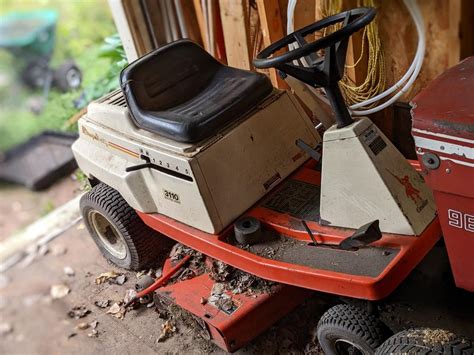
[{"left": 448, "top": 209, "right": 474, "bottom": 233}]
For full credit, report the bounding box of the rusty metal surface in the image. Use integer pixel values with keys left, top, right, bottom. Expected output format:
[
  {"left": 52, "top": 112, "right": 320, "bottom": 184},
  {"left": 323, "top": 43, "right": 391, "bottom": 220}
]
[{"left": 411, "top": 56, "right": 474, "bottom": 140}]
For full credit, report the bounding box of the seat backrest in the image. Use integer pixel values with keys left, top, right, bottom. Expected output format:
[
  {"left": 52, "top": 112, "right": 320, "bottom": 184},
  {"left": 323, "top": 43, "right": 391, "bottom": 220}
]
[{"left": 120, "top": 40, "right": 221, "bottom": 112}]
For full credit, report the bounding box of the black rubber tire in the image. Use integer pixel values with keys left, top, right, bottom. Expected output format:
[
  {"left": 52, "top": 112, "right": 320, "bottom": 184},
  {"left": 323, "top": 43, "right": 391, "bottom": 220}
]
[
  {"left": 80, "top": 183, "right": 166, "bottom": 270},
  {"left": 375, "top": 328, "right": 474, "bottom": 355},
  {"left": 53, "top": 60, "right": 82, "bottom": 92},
  {"left": 21, "top": 58, "right": 50, "bottom": 89},
  {"left": 316, "top": 304, "right": 393, "bottom": 355}
]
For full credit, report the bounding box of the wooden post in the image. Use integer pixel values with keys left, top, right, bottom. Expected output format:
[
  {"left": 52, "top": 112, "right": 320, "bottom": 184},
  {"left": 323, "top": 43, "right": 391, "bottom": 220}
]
[
  {"left": 294, "top": 0, "right": 316, "bottom": 31},
  {"left": 219, "top": 0, "right": 252, "bottom": 70},
  {"left": 448, "top": 0, "right": 461, "bottom": 67},
  {"left": 256, "top": 0, "right": 288, "bottom": 88},
  {"left": 193, "top": 0, "right": 209, "bottom": 51}
]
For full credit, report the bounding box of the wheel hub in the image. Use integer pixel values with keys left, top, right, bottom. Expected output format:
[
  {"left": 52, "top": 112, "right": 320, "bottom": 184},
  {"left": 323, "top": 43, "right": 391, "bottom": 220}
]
[
  {"left": 88, "top": 210, "right": 127, "bottom": 259},
  {"left": 66, "top": 69, "right": 81, "bottom": 88}
]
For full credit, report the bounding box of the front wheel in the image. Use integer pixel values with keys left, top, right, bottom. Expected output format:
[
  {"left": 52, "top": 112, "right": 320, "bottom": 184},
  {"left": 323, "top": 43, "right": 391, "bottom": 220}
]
[
  {"left": 80, "top": 183, "right": 168, "bottom": 270},
  {"left": 316, "top": 304, "right": 392, "bottom": 355}
]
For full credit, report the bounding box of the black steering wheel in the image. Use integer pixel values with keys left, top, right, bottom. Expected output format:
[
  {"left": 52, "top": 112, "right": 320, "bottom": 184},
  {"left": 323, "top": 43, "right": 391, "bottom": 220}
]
[{"left": 253, "top": 7, "right": 376, "bottom": 128}]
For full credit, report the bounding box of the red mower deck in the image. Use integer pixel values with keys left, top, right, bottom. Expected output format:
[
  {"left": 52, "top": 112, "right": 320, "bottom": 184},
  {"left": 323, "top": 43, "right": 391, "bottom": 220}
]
[
  {"left": 154, "top": 257, "right": 312, "bottom": 352},
  {"left": 139, "top": 160, "right": 442, "bottom": 301}
]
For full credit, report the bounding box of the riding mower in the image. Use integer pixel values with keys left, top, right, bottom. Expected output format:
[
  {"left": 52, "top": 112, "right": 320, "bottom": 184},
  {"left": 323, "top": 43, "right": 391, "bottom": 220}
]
[
  {"left": 72, "top": 6, "right": 472, "bottom": 354},
  {"left": 0, "top": 10, "right": 82, "bottom": 112}
]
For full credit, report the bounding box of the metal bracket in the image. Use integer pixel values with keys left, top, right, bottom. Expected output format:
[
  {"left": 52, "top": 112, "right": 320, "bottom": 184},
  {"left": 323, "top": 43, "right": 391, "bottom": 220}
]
[{"left": 296, "top": 139, "right": 322, "bottom": 162}]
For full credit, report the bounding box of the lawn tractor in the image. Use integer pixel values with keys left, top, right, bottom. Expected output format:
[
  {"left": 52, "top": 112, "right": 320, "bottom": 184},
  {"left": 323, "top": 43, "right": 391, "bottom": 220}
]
[
  {"left": 0, "top": 10, "right": 82, "bottom": 112},
  {"left": 72, "top": 6, "right": 472, "bottom": 354}
]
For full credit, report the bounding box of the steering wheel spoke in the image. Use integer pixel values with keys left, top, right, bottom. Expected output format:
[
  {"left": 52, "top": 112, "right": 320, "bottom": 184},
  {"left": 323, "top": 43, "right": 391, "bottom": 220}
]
[
  {"left": 293, "top": 33, "right": 319, "bottom": 67},
  {"left": 343, "top": 10, "right": 352, "bottom": 27}
]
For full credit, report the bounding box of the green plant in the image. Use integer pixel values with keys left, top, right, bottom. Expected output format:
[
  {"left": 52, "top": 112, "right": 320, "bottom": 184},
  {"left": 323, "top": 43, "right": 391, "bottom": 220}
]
[
  {"left": 0, "top": 2, "right": 128, "bottom": 151},
  {"left": 74, "top": 169, "right": 91, "bottom": 192},
  {"left": 82, "top": 33, "right": 128, "bottom": 103}
]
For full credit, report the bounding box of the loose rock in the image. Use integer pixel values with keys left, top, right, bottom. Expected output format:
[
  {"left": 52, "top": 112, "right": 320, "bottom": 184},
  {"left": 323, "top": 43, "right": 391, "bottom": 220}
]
[
  {"left": 115, "top": 274, "right": 127, "bottom": 285},
  {"left": 0, "top": 322, "right": 13, "bottom": 336},
  {"left": 88, "top": 329, "right": 99, "bottom": 337},
  {"left": 51, "top": 244, "right": 67, "bottom": 256},
  {"left": 68, "top": 305, "right": 91, "bottom": 319},
  {"left": 94, "top": 299, "right": 110, "bottom": 308},
  {"left": 106, "top": 303, "right": 125, "bottom": 320},
  {"left": 63, "top": 266, "right": 75, "bottom": 277},
  {"left": 76, "top": 322, "right": 89, "bottom": 330},
  {"left": 50, "top": 284, "right": 70, "bottom": 299}
]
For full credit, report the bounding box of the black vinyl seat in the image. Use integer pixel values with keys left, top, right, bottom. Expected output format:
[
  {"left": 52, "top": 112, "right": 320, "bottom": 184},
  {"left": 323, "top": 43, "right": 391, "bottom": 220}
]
[{"left": 120, "top": 40, "right": 274, "bottom": 143}]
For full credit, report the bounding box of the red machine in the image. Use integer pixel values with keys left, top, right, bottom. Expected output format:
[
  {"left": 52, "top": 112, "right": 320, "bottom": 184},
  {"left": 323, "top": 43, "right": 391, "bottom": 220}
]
[
  {"left": 411, "top": 57, "right": 474, "bottom": 292},
  {"left": 76, "top": 6, "right": 474, "bottom": 354}
]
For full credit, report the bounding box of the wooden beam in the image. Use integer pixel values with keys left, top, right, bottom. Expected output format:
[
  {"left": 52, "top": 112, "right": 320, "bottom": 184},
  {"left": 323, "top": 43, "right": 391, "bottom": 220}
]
[
  {"left": 180, "top": 0, "right": 203, "bottom": 45},
  {"left": 122, "top": 0, "right": 154, "bottom": 56},
  {"left": 256, "top": 0, "right": 287, "bottom": 87},
  {"left": 460, "top": 0, "right": 474, "bottom": 59},
  {"left": 294, "top": 0, "right": 316, "bottom": 30},
  {"left": 193, "top": 0, "right": 209, "bottom": 51},
  {"left": 143, "top": 0, "right": 167, "bottom": 47},
  {"left": 448, "top": 0, "right": 461, "bottom": 67},
  {"left": 219, "top": 0, "right": 252, "bottom": 70}
]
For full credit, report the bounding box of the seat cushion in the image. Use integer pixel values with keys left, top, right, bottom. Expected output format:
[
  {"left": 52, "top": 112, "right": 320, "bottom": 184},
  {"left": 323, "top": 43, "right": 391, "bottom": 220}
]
[{"left": 121, "top": 40, "right": 273, "bottom": 143}]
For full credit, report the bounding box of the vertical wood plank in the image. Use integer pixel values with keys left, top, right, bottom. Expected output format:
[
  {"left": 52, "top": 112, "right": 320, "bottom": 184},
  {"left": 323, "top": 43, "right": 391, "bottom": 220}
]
[
  {"left": 448, "top": 0, "right": 461, "bottom": 67},
  {"left": 193, "top": 0, "right": 209, "bottom": 51},
  {"left": 294, "top": 0, "right": 316, "bottom": 30},
  {"left": 219, "top": 0, "right": 252, "bottom": 69},
  {"left": 460, "top": 0, "right": 474, "bottom": 59},
  {"left": 181, "top": 0, "right": 203, "bottom": 45},
  {"left": 256, "top": 0, "right": 287, "bottom": 87}
]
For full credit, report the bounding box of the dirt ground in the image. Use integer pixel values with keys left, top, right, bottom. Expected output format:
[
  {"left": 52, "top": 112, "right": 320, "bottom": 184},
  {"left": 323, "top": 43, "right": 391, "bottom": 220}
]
[
  {"left": 1, "top": 184, "right": 474, "bottom": 354},
  {"left": 0, "top": 176, "right": 81, "bottom": 241}
]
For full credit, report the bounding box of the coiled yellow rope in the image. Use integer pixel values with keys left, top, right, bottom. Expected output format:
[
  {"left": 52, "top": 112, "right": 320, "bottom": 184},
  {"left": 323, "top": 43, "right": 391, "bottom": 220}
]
[{"left": 321, "top": 0, "right": 386, "bottom": 107}]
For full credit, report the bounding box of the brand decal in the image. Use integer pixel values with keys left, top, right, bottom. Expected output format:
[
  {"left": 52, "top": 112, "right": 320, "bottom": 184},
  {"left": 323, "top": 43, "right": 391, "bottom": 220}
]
[
  {"left": 388, "top": 171, "right": 428, "bottom": 212},
  {"left": 82, "top": 126, "right": 100, "bottom": 141}
]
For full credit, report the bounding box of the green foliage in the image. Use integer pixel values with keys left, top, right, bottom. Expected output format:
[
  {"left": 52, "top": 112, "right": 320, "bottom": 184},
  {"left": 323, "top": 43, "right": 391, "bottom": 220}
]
[
  {"left": 74, "top": 169, "right": 91, "bottom": 192},
  {"left": 83, "top": 33, "right": 127, "bottom": 103},
  {"left": 0, "top": 0, "right": 127, "bottom": 151},
  {"left": 40, "top": 199, "right": 55, "bottom": 216}
]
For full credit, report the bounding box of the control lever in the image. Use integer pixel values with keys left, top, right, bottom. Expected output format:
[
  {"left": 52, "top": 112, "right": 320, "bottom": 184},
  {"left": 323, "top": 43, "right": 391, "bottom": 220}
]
[
  {"left": 338, "top": 220, "right": 382, "bottom": 250},
  {"left": 125, "top": 155, "right": 194, "bottom": 182},
  {"left": 126, "top": 155, "right": 153, "bottom": 172},
  {"left": 296, "top": 139, "right": 321, "bottom": 162}
]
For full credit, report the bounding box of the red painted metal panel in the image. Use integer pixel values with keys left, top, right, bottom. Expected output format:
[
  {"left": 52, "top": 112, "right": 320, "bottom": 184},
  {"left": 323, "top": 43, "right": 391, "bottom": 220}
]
[
  {"left": 411, "top": 57, "right": 474, "bottom": 140},
  {"left": 412, "top": 57, "right": 474, "bottom": 292},
  {"left": 155, "top": 259, "right": 312, "bottom": 352},
  {"left": 137, "top": 160, "right": 441, "bottom": 301}
]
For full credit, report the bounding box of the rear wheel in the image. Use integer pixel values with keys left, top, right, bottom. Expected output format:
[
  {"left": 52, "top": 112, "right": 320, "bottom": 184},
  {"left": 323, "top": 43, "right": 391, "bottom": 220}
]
[
  {"left": 375, "top": 328, "right": 474, "bottom": 354},
  {"left": 80, "top": 183, "right": 167, "bottom": 270},
  {"left": 316, "top": 304, "right": 392, "bottom": 355},
  {"left": 53, "top": 60, "right": 82, "bottom": 92}
]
